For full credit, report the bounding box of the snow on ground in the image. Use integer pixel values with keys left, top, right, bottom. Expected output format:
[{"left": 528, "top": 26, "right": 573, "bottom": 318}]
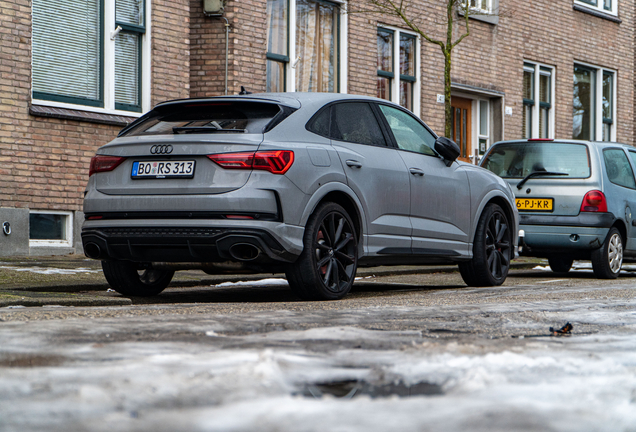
[
  {"left": 214, "top": 278, "right": 289, "bottom": 288},
  {"left": 1, "top": 299, "right": 636, "bottom": 432},
  {"left": 0, "top": 265, "right": 101, "bottom": 275},
  {"left": 534, "top": 262, "right": 636, "bottom": 273}
]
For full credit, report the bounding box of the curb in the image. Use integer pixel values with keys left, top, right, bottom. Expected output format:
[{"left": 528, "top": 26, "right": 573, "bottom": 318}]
[{"left": 0, "top": 291, "right": 132, "bottom": 308}]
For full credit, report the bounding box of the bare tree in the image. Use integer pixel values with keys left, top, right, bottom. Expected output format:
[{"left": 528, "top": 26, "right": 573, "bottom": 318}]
[{"left": 348, "top": 0, "right": 491, "bottom": 138}]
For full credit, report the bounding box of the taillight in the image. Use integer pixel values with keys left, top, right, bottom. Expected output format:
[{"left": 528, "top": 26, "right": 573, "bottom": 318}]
[
  {"left": 581, "top": 190, "right": 607, "bottom": 212},
  {"left": 89, "top": 155, "right": 126, "bottom": 177},
  {"left": 208, "top": 150, "right": 294, "bottom": 175}
]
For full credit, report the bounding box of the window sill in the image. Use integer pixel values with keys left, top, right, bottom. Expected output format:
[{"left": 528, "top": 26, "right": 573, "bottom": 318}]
[
  {"left": 457, "top": 9, "right": 499, "bottom": 25},
  {"left": 30, "top": 104, "right": 137, "bottom": 127},
  {"left": 573, "top": 4, "right": 621, "bottom": 23}
]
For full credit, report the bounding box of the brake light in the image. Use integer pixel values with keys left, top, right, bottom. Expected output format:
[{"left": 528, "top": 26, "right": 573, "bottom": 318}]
[
  {"left": 208, "top": 150, "right": 294, "bottom": 174},
  {"left": 89, "top": 155, "right": 126, "bottom": 177},
  {"left": 580, "top": 190, "right": 607, "bottom": 212},
  {"left": 528, "top": 138, "right": 554, "bottom": 141}
]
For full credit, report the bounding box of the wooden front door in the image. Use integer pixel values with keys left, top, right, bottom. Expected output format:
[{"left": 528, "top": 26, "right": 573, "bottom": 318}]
[{"left": 451, "top": 97, "right": 472, "bottom": 163}]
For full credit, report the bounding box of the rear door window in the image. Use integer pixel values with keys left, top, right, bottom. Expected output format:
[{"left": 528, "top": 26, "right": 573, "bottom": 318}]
[
  {"left": 121, "top": 101, "right": 283, "bottom": 136},
  {"left": 330, "top": 102, "right": 387, "bottom": 147},
  {"left": 481, "top": 142, "right": 591, "bottom": 179},
  {"left": 603, "top": 148, "right": 636, "bottom": 189}
]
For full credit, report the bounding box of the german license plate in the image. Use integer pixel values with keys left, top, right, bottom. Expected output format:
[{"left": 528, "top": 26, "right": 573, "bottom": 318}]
[
  {"left": 516, "top": 198, "right": 553, "bottom": 212},
  {"left": 132, "top": 161, "right": 195, "bottom": 179}
]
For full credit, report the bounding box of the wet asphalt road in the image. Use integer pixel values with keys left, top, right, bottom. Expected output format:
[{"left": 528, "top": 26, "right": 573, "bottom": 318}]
[
  {"left": 1, "top": 265, "right": 636, "bottom": 431},
  {"left": 1, "top": 265, "right": 635, "bottom": 332}
]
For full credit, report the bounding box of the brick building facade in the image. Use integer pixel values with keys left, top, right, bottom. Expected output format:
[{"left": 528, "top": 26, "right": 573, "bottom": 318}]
[{"left": 0, "top": 0, "right": 633, "bottom": 257}]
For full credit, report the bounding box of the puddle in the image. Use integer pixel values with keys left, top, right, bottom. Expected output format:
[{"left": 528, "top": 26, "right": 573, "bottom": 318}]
[
  {"left": 0, "top": 354, "right": 67, "bottom": 368},
  {"left": 300, "top": 379, "right": 443, "bottom": 399}
]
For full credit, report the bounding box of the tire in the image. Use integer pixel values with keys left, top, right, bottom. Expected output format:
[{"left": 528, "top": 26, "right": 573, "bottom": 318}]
[
  {"left": 459, "top": 203, "right": 512, "bottom": 287},
  {"left": 591, "top": 227, "right": 623, "bottom": 279},
  {"left": 548, "top": 256, "right": 574, "bottom": 273},
  {"left": 102, "top": 260, "right": 174, "bottom": 296},
  {"left": 286, "top": 202, "right": 358, "bottom": 300}
]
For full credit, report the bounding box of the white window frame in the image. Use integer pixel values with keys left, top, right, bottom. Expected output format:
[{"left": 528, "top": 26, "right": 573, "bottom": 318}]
[
  {"left": 524, "top": 61, "right": 556, "bottom": 139},
  {"left": 463, "top": 0, "right": 493, "bottom": 14},
  {"left": 31, "top": 0, "right": 152, "bottom": 117},
  {"left": 574, "top": 0, "right": 618, "bottom": 16},
  {"left": 376, "top": 25, "right": 421, "bottom": 117},
  {"left": 477, "top": 98, "right": 489, "bottom": 155},
  {"left": 29, "top": 211, "right": 73, "bottom": 248},
  {"left": 574, "top": 61, "right": 617, "bottom": 142},
  {"left": 282, "top": 0, "right": 347, "bottom": 94}
]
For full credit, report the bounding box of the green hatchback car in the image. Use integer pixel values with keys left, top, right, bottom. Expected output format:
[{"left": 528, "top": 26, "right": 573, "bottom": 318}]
[{"left": 481, "top": 138, "right": 636, "bottom": 278}]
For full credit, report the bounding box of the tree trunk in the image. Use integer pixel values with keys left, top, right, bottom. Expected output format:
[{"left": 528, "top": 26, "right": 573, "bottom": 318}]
[{"left": 444, "top": 49, "right": 452, "bottom": 138}]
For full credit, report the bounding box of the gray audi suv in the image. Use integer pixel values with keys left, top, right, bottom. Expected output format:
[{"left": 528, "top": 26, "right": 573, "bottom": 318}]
[{"left": 82, "top": 93, "right": 518, "bottom": 300}]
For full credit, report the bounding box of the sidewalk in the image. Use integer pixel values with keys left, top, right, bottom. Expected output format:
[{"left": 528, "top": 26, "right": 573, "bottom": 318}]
[{"left": 0, "top": 254, "right": 542, "bottom": 308}]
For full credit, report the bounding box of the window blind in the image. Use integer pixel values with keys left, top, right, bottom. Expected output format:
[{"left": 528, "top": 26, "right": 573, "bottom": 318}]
[
  {"left": 116, "top": 0, "right": 144, "bottom": 26},
  {"left": 32, "top": 0, "right": 102, "bottom": 104},
  {"left": 115, "top": 32, "right": 140, "bottom": 109}
]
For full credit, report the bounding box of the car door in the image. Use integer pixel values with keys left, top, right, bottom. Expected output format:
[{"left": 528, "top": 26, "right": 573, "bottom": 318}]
[
  {"left": 376, "top": 103, "right": 471, "bottom": 256},
  {"left": 619, "top": 149, "right": 636, "bottom": 252},
  {"left": 327, "top": 102, "right": 412, "bottom": 255}
]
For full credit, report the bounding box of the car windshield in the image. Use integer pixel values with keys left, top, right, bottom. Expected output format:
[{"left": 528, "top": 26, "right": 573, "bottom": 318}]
[
  {"left": 481, "top": 142, "right": 591, "bottom": 179},
  {"left": 121, "top": 101, "right": 282, "bottom": 136}
]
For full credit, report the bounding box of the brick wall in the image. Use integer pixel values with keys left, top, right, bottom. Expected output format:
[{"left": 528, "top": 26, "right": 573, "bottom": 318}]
[
  {"left": 0, "top": 0, "right": 191, "bottom": 213},
  {"left": 0, "top": 0, "right": 634, "bottom": 216},
  {"left": 152, "top": 0, "right": 191, "bottom": 105},
  {"left": 190, "top": 0, "right": 230, "bottom": 97},
  {"left": 0, "top": 0, "right": 115, "bottom": 212},
  {"left": 448, "top": 0, "right": 634, "bottom": 143},
  {"left": 345, "top": 0, "right": 634, "bottom": 143}
]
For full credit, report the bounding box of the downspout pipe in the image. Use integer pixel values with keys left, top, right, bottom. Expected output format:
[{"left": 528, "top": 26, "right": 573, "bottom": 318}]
[{"left": 221, "top": 16, "right": 229, "bottom": 95}]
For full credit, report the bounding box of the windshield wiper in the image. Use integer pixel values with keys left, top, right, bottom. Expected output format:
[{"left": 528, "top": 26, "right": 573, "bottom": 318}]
[
  {"left": 172, "top": 126, "right": 246, "bottom": 134},
  {"left": 516, "top": 171, "right": 568, "bottom": 190}
]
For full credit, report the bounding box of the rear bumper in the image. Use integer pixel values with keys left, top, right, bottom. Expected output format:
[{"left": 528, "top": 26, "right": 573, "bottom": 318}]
[
  {"left": 519, "top": 212, "right": 615, "bottom": 228},
  {"left": 518, "top": 212, "right": 614, "bottom": 253},
  {"left": 81, "top": 219, "right": 304, "bottom": 264}
]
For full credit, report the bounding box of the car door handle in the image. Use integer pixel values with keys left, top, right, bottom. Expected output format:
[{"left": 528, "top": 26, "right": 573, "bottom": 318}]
[
  {"left": 346, "top": 160, "right": 362, "bottom": 168},
  {"left": 409, "top": 168, "right": 425, "bottom": 176}
]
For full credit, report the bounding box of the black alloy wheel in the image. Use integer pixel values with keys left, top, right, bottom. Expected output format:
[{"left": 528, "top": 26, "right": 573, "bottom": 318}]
[
  {"left": 286, "top": 202, "right": 358, "bottom": 300},
  {"left": 459, "top": 203, "right": 511, "bottom": 286}
]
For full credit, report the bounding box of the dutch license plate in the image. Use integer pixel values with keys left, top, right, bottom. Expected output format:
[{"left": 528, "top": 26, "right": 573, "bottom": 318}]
[
  {"left": 132, "top": 160, "right": 195, "bottom": 179},
  {"left": 516, "top": 198, "right": 553, "bottom": 212}
]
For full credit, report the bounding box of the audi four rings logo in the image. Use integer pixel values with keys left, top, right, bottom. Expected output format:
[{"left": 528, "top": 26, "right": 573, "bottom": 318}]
[{"left": 150, "top": 145, "right": 173, "bottom": 154}]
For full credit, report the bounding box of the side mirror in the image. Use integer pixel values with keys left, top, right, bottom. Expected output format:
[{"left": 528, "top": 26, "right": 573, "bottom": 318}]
[{"left": 434, "top": 137, "right": 460, "bottom": 167}]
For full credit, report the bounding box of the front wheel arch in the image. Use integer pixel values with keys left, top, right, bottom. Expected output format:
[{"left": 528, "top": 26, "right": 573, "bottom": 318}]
[
  {"left": 459, "top": 203, "right": 513, "bottom": 286},
  {"left": 469, "top": 193, "right": 517, "bottom": 251}
]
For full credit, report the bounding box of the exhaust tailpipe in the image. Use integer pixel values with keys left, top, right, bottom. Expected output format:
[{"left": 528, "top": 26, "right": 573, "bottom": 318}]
[
  {"left": 84, "top": 242, "right": 102, "bottom": 259},
  {"left": 228, "top": 243, "right": 261, "bottom": 261}
]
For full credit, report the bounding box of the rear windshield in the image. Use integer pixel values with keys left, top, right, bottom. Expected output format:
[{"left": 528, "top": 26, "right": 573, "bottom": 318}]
[
  {"left": 481, "top": 142, "right": 591, "bottom": 179},
  {"left": 120, "top": 101, "right": 283, "bottom": 137}
]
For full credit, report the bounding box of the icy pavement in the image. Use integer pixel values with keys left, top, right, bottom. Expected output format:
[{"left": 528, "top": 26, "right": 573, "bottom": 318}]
[
  {"left": 0, "top": 265, "right": 101, "bottom": 275},
  {"left": 1, "top": 294, "right": 636, "bottom": 431}
]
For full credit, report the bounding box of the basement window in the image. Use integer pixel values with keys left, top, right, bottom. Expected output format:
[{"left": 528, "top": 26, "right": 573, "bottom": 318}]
[{"left": 29, "top": 211, "right": 73, "bottom": 247}]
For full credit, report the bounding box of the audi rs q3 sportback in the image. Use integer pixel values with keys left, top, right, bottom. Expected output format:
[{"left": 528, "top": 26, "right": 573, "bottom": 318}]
[
  {"left": 82, "top": 93, "right": 518, "bottom": 300},
  {"left": 481, "top": 139, "right": 636, "bottom": 279}
]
